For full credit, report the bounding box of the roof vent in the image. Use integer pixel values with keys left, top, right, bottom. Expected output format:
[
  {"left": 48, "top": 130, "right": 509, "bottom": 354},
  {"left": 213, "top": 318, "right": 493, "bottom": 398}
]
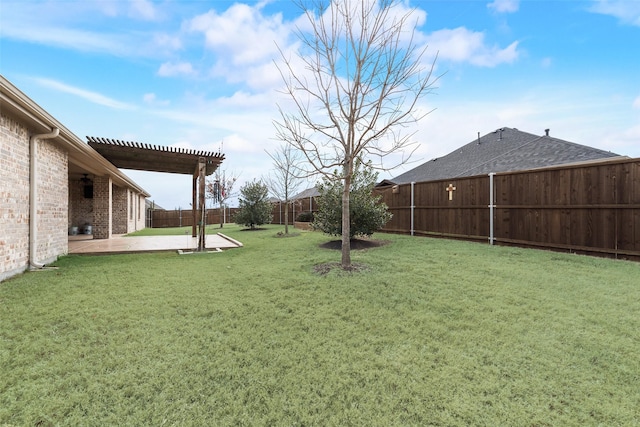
[
  {"left": 477, "top": 131, "right": 481, "bottom": 144},
  {"left": 545, "top": 129, "right": 550, "bottom": 137}
]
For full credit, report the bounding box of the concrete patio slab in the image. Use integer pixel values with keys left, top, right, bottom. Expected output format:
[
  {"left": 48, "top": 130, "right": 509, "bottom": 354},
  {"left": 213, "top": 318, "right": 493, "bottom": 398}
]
[{"left": 69, "top": 233, "right": 242, "bottom": 255}]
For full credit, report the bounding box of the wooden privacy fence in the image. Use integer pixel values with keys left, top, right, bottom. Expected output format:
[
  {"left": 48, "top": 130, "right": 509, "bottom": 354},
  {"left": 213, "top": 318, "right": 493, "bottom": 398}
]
[
  {"left": 271, "top": 197, "right": 318, "bottom": 225},
  {"left": 148, "top": 207, "right": 239, "bottom": 228},
  {"left": 149, "top": 198, "right": 318, "bottom": 228},
  {"left": 374, "top": 158, "right": 640, "bottom": 260}
]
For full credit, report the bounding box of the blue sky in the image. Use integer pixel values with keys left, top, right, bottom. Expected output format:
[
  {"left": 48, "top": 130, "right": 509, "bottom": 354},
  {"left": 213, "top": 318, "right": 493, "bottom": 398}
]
[{"left": 1, "top": 0, "right": 639, "bottom": 209}]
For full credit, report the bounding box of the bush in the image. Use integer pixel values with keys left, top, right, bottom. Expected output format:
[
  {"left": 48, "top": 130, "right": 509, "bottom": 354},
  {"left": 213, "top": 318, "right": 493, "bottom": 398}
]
[
  {"left": 313, "top": 161, "right": 392, "bottom": 238},
  {"left": 295, "top": 211, "right": 314, "bottom": 222},
  {"left": 234, "top": 180, "right": 273, "bottom": 229}
]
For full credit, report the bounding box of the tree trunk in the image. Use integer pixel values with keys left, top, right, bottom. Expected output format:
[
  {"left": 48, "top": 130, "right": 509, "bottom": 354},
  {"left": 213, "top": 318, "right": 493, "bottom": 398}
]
[
  {"left": 197, "top": 160, "right": 206, "bottom": 251},
  {"left": 284, "top": 202, "right": 289, "bottom": 234},
  {"left": 341, "top": 170, "right": 351, "bottom": 268}
]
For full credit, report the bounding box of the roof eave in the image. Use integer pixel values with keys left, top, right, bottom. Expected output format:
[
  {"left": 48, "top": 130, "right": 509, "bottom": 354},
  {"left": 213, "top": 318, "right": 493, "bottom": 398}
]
[{"left": 1, "top": 75, "right": 151, "bottom": 197}]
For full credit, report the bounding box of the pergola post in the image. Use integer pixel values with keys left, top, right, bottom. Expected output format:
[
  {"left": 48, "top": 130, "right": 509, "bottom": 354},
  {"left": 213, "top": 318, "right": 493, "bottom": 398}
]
[
  {"left": 197, "top": 157, "right": 206, "bottom": 251},
  {"left": 192, "top": 174, "right": 197, "bottom": 238}
]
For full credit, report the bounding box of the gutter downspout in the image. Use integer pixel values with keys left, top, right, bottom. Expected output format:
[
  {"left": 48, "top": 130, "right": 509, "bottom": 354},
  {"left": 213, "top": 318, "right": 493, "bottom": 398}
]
[{"left": 30, "top": 127, "right": 60, "bottom": 269}]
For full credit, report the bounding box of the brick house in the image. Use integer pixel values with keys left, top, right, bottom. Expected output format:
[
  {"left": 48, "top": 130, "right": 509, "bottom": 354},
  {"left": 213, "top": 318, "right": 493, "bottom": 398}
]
[{"left": 1, "top": 75, "right": 149, "bottom": 282}]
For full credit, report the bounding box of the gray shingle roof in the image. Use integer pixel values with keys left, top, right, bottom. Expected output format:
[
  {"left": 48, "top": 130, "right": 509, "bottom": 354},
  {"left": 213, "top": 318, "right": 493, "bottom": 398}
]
[
  {"left": 291, "top": 186, "right": 321, "bottom": 200},
  {"left": 389, "top": 127, "right": 622, "bottom": 185}
]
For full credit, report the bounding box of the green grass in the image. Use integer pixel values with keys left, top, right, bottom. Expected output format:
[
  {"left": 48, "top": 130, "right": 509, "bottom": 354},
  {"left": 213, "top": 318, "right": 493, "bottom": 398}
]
[{"left": 1, "top": 225, "right": 639, "bottom": 426}]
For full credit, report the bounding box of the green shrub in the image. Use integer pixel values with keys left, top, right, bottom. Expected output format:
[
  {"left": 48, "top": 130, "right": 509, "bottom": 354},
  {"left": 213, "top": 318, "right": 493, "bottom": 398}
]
[
  {"left": 313, "top": 161, "right": 392, "bottom": 238},
  {"left": 295, "top": 211, "right": 314, "bottom": 222},
  {"left": 234, "top": 180, "right": 273, "bottom": 229}
]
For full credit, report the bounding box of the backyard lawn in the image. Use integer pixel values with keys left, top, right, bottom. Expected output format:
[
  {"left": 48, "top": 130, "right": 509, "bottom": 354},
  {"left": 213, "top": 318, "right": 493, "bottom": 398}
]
[{"left": 1, "top": 225, "right": 639, "bottom": 426}]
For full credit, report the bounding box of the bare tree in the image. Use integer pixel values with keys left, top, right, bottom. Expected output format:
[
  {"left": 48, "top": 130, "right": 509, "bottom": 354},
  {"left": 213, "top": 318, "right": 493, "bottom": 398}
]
[
  {"left": 264, "top": 144, "right": 305, "bottom": 234},
  {"left": 274, "top": 0, "right": 438, "bottom": 268},
  {"left": 206, "top": 169, "right": 238, "bottom": 228}
]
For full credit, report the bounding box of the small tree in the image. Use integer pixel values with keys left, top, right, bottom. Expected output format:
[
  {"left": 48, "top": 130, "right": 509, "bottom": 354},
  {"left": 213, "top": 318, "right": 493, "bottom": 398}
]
[
  {"left": 234, "top": 180, "right": 273, "bottom": 229},
  {"left": 274, "top": 0, "right": 438, "bottom": 268},
  {"left": 264, "top": 144, "right": 304, "bottom": 234},
  {"left": 206, "top": 169, "right": 238, "bottom": 228},
  {"left": 314, "top": 161, "right": 391, "bottom": 238}
]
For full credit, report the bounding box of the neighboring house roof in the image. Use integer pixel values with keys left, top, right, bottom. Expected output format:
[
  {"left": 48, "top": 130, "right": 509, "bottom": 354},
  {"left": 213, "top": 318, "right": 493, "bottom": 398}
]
[
  {"left": 292, "top": 186, "right": 321, "bottom": 200},
  {"left": 146, "top": 200, "right": 164, "bottom": 210},
  {"left": 387, "top": 127, "right": 624, "bottom": 185}
]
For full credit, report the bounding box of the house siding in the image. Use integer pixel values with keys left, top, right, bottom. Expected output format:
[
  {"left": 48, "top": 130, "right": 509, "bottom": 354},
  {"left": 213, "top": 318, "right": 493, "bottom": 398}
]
[
  {"left": 1, "top": 112, "right": 31, "bottom": 280},
  {"left": 0, "top": 112, "right": 68, "bottom": 281},
  {"left": 112, "top": 185, "right": 128, "bottom": 234},
  {"left": 35, "top": 138, "right": 68, "bottom": 264},
  {"left": 93, "top": 176, "right": 112, "bottom": 239},
  {"left": 69, "top": 179, "right": 94, "bottom": 233}
]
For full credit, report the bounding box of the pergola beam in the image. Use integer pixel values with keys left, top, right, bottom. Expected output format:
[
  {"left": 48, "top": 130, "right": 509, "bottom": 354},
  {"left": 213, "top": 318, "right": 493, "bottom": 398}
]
[{"left": 87, "top": 136, "right": 224, "bottom": 175}]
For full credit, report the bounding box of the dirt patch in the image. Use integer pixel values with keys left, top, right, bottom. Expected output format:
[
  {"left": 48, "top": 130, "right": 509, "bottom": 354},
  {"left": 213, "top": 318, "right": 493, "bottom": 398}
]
[
  {"left": 275, "top": 231, "right": 301, "bottom": 238},
  {"left": 313, "top": 262, "right": 370, "bottom": 275},
  {"left": 319, "top": 238, "right": 389, "bottom": 251}
]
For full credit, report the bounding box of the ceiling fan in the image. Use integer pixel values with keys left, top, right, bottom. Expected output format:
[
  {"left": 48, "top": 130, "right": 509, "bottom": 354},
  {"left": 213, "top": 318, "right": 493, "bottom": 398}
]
[{"left": 80, "top": 174, "right": 92, "bottom": 184}]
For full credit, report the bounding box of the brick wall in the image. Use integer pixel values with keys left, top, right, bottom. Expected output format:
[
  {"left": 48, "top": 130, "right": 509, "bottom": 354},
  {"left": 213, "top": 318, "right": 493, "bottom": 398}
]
[
  {"left": 71, "top": 183, "right": 145, "bottom": 236},
  {"left": 92, "top": 176, "right": 112, "bottom": 239},
  {"left": 36, "top": 139, "right": 68, "bottom": 263},
  {"left": 0, "top": 112, "right": 68, "bottom": 280},
  {"left": 112, "top": 185, "right": 128, "bottom": 234},
  {"left": 1, "top": 112, "right": 30, "bottom": 280},
  {"left": 69, "top": 180, "right": 94, "bottom": 232}
]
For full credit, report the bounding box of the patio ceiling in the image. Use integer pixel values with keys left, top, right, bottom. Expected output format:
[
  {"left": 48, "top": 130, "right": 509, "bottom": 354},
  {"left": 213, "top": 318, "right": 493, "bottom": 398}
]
[{"left": 87, "top": 136, "right": 224, "bottom": 176}]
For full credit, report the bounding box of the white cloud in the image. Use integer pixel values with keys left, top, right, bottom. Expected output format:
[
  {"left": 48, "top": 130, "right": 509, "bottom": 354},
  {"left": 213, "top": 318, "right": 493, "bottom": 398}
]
[
  {"left": 188, "top": 3, "right": 289, "bottom": 66},
  {"left": 2, "top": 23, "right": 132, "bottom": 56},
  {"left": 143, "top": 93, "right": 170, "bottom": 106},
  {"left": 153, "top": 33, "right": 183, "bottom": 51},
  {"left": 633, "top": 96, "right": 640, "bottom": 109},
  {"left": 0, "top": 0, "right": 179, "bottom": 57},
  {"left": 129, "top": 0, "right": 158, "bottom": 21},
  {"left": 215, "top": 91, "right": 273, "bottom": 109},
  {"left": 33, "top": 77, "right": 136, "bottom": 110},
  {"left": 589, "top": 0, "right": 640, "bottom": 26},
  {"left": 157, "top": 62, "right": 195, "bottom": 77},
  {"left": 426, "top": 28, "right": 520, "bottom": 67},
  {"left": 487, "top": 0, "right": 520, "bottom": 14},
  {"left": 312, "top": 0, "right": 428, "bottom": 46},
  {"left": 186, "top": 3, "right": 295, "bottom": 92}
]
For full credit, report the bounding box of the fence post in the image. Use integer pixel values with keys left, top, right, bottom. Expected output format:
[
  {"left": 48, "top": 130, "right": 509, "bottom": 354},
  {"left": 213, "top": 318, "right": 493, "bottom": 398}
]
[
  {"left": 411, "top": 182, "right": 415, "bottom": 236},
  {"left": 489, "top": 173, "right": 495, "bottom": 245}
]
